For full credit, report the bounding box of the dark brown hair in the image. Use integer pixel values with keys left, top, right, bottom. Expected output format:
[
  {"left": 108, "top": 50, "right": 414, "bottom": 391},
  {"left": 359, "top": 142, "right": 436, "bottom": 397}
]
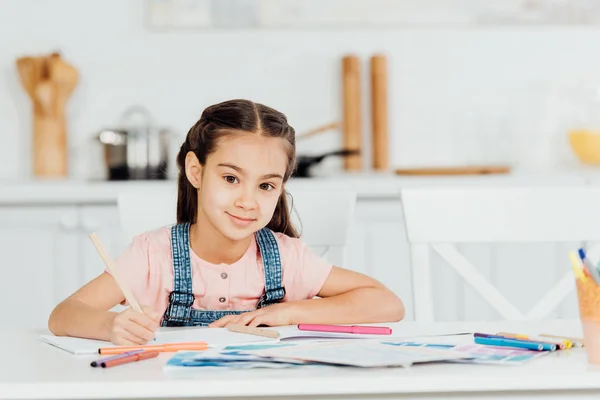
[{"left": 176, "top": 99, "right": 299, "bottom": 237}]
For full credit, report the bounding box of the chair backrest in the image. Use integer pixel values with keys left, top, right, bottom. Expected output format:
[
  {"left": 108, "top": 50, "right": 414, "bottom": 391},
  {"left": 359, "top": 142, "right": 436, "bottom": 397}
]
[
  {"left": 117, "top": 189, "right": 357, "bottom": 267},
  {"left": 400, "top": 186, "right": 600, "bottom": 322}
]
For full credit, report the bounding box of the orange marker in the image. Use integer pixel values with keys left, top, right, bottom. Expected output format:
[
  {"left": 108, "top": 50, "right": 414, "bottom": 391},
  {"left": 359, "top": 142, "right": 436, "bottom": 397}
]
[
  {"left": 99, "top": 341, "right": 209, "bottom": 355},
  {"left": 101, "top": 351, "right": 159, "bottom": 368}
]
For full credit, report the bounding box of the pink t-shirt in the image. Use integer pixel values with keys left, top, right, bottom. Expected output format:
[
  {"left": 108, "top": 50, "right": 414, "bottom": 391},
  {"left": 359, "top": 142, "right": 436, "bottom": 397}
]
[{"left": 108, "top": 226, "right": 333, "bottom": 315}]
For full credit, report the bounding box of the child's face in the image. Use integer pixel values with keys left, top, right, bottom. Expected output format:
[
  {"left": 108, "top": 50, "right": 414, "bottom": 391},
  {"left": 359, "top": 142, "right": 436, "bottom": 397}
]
[{"left": 198, "top": 134, "right": 288, "bottom": 241}]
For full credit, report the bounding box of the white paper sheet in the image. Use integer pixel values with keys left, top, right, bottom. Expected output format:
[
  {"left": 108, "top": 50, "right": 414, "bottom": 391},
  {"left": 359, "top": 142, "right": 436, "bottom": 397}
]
[
  {"left": 39, "top": 324, "right": 471, "bottom": 355},
  {"left": 276, "top": 325, "right": 471, "bottom": 341},
  {"left": 39, "top": 327, "right": 275, "bottom": 355},
  {"left": 247, "top": 341, "right": 471, "bottom": 368}
]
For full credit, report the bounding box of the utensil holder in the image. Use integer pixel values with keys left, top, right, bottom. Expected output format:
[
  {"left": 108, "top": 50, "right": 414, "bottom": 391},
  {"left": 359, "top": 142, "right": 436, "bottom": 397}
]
[{"left": 576, "top": 278, "right": 600, "bottom": 364}]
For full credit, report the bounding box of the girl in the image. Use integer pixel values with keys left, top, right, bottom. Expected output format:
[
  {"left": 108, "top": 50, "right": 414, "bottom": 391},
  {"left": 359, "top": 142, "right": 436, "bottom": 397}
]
[{"left": 48, "top": 99, "right": 405, "bottom": 345}]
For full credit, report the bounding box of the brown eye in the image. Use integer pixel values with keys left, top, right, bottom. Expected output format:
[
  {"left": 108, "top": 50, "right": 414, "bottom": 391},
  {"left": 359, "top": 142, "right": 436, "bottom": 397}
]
[
  {"left": 224, "top": 175, "right": 238, "bottom": 184},
  {"left": 259, "top": 183, "right": 274, "bottom": 191}
]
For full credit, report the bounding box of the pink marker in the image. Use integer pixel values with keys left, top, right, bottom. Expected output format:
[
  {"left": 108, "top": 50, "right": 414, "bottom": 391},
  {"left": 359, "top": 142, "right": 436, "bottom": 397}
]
[{"left": 298, "top": 324, "right": 392, "bottom": 335}]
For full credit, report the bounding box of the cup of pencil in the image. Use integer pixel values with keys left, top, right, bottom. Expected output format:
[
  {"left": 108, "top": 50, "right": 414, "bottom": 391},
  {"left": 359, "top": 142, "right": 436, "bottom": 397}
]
[{"left": 571, "top": 250, "right": 600, "bottom": 364}]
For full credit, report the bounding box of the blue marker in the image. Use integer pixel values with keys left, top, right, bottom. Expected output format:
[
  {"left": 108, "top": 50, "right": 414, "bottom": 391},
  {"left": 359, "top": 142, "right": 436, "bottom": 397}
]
[
  {"left": 474, "top": 337, "right": 553, "bottom": 351},
  {"left": 474, "top": 333, "right": 557, "bottom": 351}
]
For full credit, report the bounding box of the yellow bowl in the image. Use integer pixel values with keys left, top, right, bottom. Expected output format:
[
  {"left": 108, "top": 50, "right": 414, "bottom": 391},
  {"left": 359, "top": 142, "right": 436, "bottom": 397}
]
[{"left": 569, "top": 130, "right": 600, "bottom": 165}]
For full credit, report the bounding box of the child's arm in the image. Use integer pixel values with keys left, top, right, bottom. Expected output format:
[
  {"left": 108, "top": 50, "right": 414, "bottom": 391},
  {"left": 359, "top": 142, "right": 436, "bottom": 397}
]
[
  {"left": 210, "top": 266, "right": 404, "bottom": 327},
  {"left": 48, "top": 272, "right": 160, "bottom": 344},
  {"left": 287, "top": 266, "right": 405, "bottom": 324}
]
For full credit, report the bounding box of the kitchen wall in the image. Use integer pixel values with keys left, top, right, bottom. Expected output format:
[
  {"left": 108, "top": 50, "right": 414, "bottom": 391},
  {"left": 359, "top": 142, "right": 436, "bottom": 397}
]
[{"left": 2, "top": 0, "right": 600, "bottom": 180}]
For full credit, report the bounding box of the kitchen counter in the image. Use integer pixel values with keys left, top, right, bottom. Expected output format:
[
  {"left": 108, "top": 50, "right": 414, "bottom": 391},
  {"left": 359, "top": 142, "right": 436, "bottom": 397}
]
[{"left": 0, "top": 168, "right": 592, "bottom": 205}]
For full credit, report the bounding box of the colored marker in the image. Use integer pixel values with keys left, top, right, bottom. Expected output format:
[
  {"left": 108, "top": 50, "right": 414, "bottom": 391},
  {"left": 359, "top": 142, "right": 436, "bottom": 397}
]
[
  {"left": 98, "top": 341, "right": 209, "bottom": 355},
  {"left": 474, "top": 333, "right": 557, "bottom": 351},
  {"left": 474, "top": 336, "right": 553, "bottom": 351},
  {"left": 569, "top": 252, "right": 587, "bottom": 281},
  {"left": 579, "top": 248, "right": 600, "bottom": 285},
  {"left": 90, "top": 349, "right": 144, "bottom": 367},
  {"left": 298, "top": 324, "right": 392, "bottom": 335},
  {"left": 495, "top": 332, "right": 569, "bottom": 349},
  {"left": 101, "top": 350, "right": 159, "bottom": 368},
  {"left": 540, "top": 334, "right": 584, "bottom": 347}
]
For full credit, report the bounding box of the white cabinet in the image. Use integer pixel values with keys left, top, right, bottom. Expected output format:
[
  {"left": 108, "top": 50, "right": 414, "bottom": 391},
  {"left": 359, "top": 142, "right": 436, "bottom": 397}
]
[
  {"left": 0, "top": 207, "right": 79, "bottom": 329},
  {"left": 0, "top": 205, "right": 124, "bottom": 329},
  {"left": 346, "top": 198, "right": 414, "bottom": 320}
]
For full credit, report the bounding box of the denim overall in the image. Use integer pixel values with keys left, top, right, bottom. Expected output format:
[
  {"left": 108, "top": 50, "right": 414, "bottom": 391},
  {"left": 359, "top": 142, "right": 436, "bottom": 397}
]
[{"left": 161, "top": 222, "right": 286, "bottom": 327}]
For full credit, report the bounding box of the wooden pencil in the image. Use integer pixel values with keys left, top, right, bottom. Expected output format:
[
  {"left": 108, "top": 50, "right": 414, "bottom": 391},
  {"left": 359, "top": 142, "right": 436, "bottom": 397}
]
[
  {"left": 89, "top": 232, "right": 143, "bottom": 313},
  {"left": 226, "top": 324, "right": 280, "bottom": 339}
]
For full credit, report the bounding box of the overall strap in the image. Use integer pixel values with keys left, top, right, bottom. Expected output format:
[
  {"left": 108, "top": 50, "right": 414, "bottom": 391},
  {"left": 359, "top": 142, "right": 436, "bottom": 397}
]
[
  {"left": 255, "top": 228, "right": 286, "bottom": 308},
  {"left": 162, "top": 222, "right": 195, "bottom": 326}
]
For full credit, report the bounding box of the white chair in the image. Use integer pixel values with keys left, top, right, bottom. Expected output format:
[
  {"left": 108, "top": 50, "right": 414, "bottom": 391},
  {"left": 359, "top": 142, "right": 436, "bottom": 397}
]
[
  {"left": 117, "top": 189, "right": 357, "bottom": 267},
  {"left": 401, "top": 186, "right": 600, "bottom": 322}
]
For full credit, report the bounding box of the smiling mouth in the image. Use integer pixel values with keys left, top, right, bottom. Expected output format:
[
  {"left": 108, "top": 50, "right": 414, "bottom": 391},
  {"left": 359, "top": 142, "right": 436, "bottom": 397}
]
[{"left": 226, "top": 212, "right": 256, "bottom": 222}]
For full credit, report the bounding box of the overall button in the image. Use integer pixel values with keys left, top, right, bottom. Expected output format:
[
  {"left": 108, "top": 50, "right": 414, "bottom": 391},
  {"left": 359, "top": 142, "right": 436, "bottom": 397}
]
[
  {"left": 221, "top": 272, "right": 228, "bottom": 279},
  {"left": 219, "top": 297, "right": 226, "bottom": 303}
]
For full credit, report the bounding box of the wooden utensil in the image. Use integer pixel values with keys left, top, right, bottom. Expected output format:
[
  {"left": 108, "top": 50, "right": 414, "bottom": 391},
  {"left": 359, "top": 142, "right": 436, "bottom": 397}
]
[
  {"left": 394, "top": 165, "right": 511, "bottom": 176},
  {"left": 34, "top": 81, "right": 56, "bottom": 118},
  {"left": 342, "top": 55, "right": 362, "bottom": 171},
  {"left": 33, "top": 80, "right": 66, "bottom": 177},
  {"left": 296, "top": 121, "right": 340, "bottom": 141},
  {"left": 48, "top": 52, "right": 79, "bottom": 116},
  {"left": 49, "top": 53, "right": 79, "bottom": 177},
  {"left": 370, "top": 54, "right": 389, "bottom": 171},
  {"left": 16, "top": 57, "right": 38, "bottom": 107},
  {"left": 15, "top": 52, "right": 78, "bottom": 178}
]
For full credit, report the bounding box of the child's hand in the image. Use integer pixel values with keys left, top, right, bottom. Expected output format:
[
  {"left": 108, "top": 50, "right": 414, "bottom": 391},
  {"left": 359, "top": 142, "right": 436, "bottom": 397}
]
[
  {"left": 108, "top": 306, "right": 161, "bottom": 345},
  {"left": 209, "top": 303, "right": 294, "bottom": 328}
]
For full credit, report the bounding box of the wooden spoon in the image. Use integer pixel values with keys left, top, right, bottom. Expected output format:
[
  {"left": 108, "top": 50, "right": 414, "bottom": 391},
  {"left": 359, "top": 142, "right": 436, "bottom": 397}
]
[
  {"left": 16, "top": 55, "right": 50, "bottom": 112},
  {"left": 34, "top": 80, "right": 56, "bottom": 118},
  {"left": 16, "top": 57, "right": 38, "bottom": 108},
  {"left": 32, "top": 79, "right": 65, "bottom": 177},
  {"left": 296, "top": 121, "right": 340, "bottom": 141},
  {"left": 48, "top": 53, "right": 78, "bottom": 116}
]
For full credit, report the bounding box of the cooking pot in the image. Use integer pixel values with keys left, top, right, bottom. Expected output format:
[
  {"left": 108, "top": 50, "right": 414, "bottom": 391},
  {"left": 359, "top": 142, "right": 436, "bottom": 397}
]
[{"left": 97, "top": 106, "right": 171, "bottom": 180}]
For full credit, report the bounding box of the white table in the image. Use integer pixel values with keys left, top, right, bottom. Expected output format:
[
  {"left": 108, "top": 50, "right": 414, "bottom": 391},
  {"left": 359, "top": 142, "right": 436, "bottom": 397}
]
[{"left": 2, "top": 320, "right": 600, "bottom": 400}]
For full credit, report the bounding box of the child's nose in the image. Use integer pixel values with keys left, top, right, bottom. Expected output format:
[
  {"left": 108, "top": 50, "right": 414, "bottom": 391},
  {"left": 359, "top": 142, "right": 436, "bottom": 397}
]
[{"left": 235, "top": 188, "right": 257, "bottom": 209}]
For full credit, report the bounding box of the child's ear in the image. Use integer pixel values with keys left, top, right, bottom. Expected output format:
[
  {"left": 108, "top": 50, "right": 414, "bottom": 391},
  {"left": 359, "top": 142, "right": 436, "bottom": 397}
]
[{"left": 185, "top": 151, "right": 202, "bottom": 189}]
